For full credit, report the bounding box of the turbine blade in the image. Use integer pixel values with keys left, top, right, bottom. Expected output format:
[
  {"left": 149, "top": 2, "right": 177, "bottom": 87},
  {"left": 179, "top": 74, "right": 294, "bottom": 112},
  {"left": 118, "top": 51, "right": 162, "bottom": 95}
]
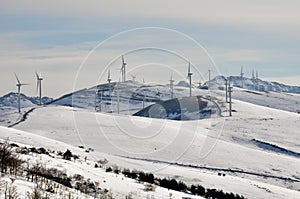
[
  {"left": 35, "top": 72, "right": 39, "bottom": 79},
  {"left": 14, "top": 73, "right": 21, "bottom": 84},
  {"left": 187, "top": 62, "right": 192, "bottom": 78}
]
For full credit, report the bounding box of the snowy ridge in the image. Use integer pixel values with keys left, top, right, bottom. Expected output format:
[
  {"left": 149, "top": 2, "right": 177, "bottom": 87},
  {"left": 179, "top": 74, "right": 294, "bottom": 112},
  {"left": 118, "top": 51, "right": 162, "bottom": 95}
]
[
  {"left": 0, "top": 92, "right": 53, "bottom": 108},
  {"left": 204, "top": 75, "right": 300, "bottom": 93},
  {"left": 50, "top": 80, "right": 300, "bottom": 115}
]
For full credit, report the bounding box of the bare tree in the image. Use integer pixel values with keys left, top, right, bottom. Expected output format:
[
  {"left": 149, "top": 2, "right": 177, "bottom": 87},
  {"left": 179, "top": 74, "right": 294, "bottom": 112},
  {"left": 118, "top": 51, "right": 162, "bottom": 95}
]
[
  {"left": 26, "top": 186, "right": 42, "bottom": 199},
  {"left": 0, "top": 139, "right": 13, "bottom": 173},
  {"left": 0, "top": 139, "right": 24, "bottom": 176},
  {"left": 3, "top": 179, "right": 19, "bottom": 199}
]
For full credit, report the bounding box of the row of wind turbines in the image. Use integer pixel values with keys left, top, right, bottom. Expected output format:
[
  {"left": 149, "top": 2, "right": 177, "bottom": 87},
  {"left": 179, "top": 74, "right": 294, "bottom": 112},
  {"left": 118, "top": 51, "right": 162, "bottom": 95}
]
[
  {"left": 103, "top": 55, "right": 250, "bottom": 117},
  {"left": 111, "top": 56, "right": 235, "bottom": 116},
  {"left": 14, "top": 72, "right": 43, "bottom": 113},
  {"left": 106, "top": 55, "right": 207, "bottom": 99}
]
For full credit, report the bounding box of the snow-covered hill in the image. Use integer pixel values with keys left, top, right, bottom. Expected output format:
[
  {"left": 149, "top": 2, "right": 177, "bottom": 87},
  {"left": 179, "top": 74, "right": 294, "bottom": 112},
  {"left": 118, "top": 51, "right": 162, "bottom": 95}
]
[
  {"left": 204, "top": 75, "right": 300, "bottom": 93},
  {"left": 133, "top": 96, "right": 221, "bottom": 120},
  {"left": 1, "top": 78, "right": 300, "bottom": 198},
  {"left": 0, "top": 93, "right": 53, "bottom": 127},
  {"left": 50, "top": 80, "right": 300, "bottom": 116},
  {"left": 1, "top": 105, "right": 300, "bottom": 199},
  {"left": 51, "top": 82, "right": 212, "bottom": 115},
  {"left": 4, "top": 98, "right": 299, "bottom": 198},
  {"left": 0, "top": 92, "right": 53, "bottom": 108},
  {"left": 0, "top": 126, "right": 203, "bottom": 199}
]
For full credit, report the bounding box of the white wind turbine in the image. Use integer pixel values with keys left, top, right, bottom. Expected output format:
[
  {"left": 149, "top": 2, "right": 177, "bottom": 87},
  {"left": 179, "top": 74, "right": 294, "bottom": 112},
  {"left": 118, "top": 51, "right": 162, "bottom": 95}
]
[
  {"left": 107, "top": 69, "right": 112, "bottom": 97},
  {"left": 240, "top": 65, "right": 244, "bottom": 88},
  {"left": 130, "top": 73, "right": 137, "bottom": 83},
  {"left": 121, "top": 55, "right": 127, "bottom": 82},
  {"left": 187, "top": 62, "right": 193, "bottom": 97},
  {"left": 169, "top": 73, "right": 175, "bottom": 99},
  {"left": 35, "top": 72, "right": 43, "bottom": 105},
  {"left": 14, "top": 73, "right": 28, "bottom": 113}
]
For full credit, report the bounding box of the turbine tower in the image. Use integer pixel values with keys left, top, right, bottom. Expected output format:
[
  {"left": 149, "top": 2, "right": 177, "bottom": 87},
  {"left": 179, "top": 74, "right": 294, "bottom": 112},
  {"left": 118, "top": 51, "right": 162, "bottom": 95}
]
[
  {"left": 252, "top": 69, "right": 255, "bottom": 80},
  {"left": 169, "top": 73, "right": 175, "bottom": 99},
  {"left": 107, "top": 69, "right": 112, "bottom": 97},
  {"left": 14, "top": 73, "right": 28, "bottom": 113},
  {"left": 187, "top": 62, "right": 193, "bottom": 97},
  {"left": 35, "top": 72, "right": 43, "bottom": 105},
  {"left": 240, "top": 66, "right": 244, "bottom": 88},
  {"left": 121, "top": 55, "right": 127, "bottom": 82},
  {"left": 255, "top": 70, "right": 259, "bottom": 91},
  {"left": 208, "top": 69, "right": 211, "bottom": 89}
]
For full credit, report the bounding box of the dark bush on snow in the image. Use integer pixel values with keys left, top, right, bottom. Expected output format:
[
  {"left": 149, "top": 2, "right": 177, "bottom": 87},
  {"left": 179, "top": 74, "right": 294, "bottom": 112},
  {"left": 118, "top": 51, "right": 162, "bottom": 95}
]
[
  {"left": 63, "top": 149, "right": 73, "bottom": 160},
  {"left": 105, "top": 167, "right": 112, "bottom": 173}
]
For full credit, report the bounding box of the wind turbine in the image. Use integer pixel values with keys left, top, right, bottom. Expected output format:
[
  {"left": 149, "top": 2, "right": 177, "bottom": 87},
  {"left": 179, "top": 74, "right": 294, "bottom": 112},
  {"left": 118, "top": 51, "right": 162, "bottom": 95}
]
[
  {"left": 208, "top": 69, "right": 211, "bottom": 89},
  {"left": 169, "top": 73, "right": 175, "bottom": 99},
  {"left": 107, "top": 69, "right": 112, "bottom": 97},
  {"left": 130, "top": 73, "right": 137, "bottom": 83},
  {"left": 240, "top": 66, "right": 244, "bottom": 88},
  {"left": 203, "top": 69, "right": 212, "bottom": 89},
  {"left": 121, "top": 55, "right": 127, "bottom": 82},
  {"left": 187, "top": 62, "right": 193, "bottom": 97},
  {"left": 14, "top": 73, "right": 28, "bottom": 113},
  {"left": 35, "top": 72, "right": 43, "bottom": 105},
  {"left": 255, "top": 70, "right": 259, "bottom": 90}
]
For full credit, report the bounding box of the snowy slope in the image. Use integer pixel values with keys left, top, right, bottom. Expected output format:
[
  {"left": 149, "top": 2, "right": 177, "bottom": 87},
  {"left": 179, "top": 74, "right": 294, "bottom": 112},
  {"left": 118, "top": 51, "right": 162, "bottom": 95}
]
[
  {"left": 9, "top": 101, "right": 300, "bottom": 197},
  {"left": 0, "top": 92, "right": 53, "bottom": 127},
  {"left": 0, "top": 106, "right": 35, "bottom": 127},
  {"left": 0, "top": 126, "right": 202, "bottom": 199},
  {"left": 1, "top": 125, "right": 299, "bottom": 199},
  {"left": 225, "top": 87, "right": 300, "bottom": 113}
]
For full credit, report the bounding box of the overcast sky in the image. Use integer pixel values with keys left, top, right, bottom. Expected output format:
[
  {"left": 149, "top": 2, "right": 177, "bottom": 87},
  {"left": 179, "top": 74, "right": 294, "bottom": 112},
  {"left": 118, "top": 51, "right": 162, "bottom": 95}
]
[{"left": 1, "top": 0, "right": 299, "bottom": 98}]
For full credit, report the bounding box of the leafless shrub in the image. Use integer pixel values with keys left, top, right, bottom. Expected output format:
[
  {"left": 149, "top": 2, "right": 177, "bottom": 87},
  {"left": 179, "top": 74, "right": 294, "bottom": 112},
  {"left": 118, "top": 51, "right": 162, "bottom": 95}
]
[{"left": 0, "top": 139, "right": 24, "bottom": 175}]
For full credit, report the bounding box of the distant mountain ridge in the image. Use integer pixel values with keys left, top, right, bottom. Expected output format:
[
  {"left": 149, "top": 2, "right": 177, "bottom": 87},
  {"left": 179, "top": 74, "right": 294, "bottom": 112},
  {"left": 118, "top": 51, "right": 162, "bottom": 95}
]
[
  {"left": 0, "top": 92, "right": 53, "bottom": 108},
  {"left": 203, "top": 75, "right": 300, "bottom": 94}
]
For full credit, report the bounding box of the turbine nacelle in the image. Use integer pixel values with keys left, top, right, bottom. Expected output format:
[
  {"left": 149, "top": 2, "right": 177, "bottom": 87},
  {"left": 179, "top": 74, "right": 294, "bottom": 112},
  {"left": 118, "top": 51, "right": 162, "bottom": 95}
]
[
  {"left": 187, "top": 62, "right": 193, "bottom": 77},
  {"left": 14, "top": 73, "right": 29, "bottom": 87}
]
